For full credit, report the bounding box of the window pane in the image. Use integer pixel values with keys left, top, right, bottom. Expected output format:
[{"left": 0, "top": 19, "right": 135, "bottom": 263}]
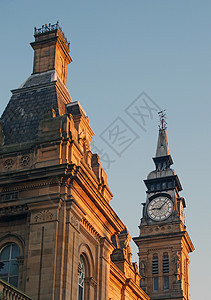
[
  {"left": 78, "top": 256, "right": 85, "bottom": 300},
  {"left": 78, "top": 286, "right": 83, "bottom": 300},
  {"left": 153, "top": 277, "right": 159, "bottom": 291},
  {"left": 0, "top": 243, "right": 20, "bottom": 287},
  {"left": 9, "top": 276, "right": 18, "bottom": 287},
  {"left": 11, "top": 244, "right": 20, "bottom": 259},
  {"left": 0, "top": 277, "right": 7, "bottom": 282},
  {"left": 79, "top": 272, "right": 85, "bottom": 286},
  {"left": 0, "top": 245, "right": 10, "bottom": 260},
  {"left": 78, "top": 256, "right": 85, "bottom": 287},
  {"left": 0, "top": 261, "right": 9, "bottom": 277},
  {"left": 10, "top": 261, "right": 19, "bottom": 276},
  {"left": 164, "top": 276, "right": 169, "bottom": 290}
]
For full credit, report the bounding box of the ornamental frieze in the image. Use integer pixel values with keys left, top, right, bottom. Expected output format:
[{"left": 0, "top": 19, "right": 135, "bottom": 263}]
[
  {"left": 0, "top": 204, "right": 28, "bottom": 217},
  {"left": 32, "top": 209, "right": 56, "bottom": 224},
  {"left": 2, "top": 178, "right": 59, "bottom": 193},
  {"left": 1, "top": 154, "right": 32, "bottom": 172}
]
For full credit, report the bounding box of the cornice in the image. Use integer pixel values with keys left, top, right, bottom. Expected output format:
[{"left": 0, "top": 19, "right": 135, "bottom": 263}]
[
  {"left": 0, "top": 163, "right": 70, "bottom": 187},
  {"left": 110, "top": 261, "right": 127, "bottom": 283},
  {"left": 81, "top": 217, "right": 102, "bottom": 240},
  {"left": 71, "top": 165, "right": 125, "bottom": 233},
  {"left": 182, "top": 230, "right": 195, "bottom": 253},
  {"left": 11, "top": 80, "right": 56, "bottom": 95},
  {"left": 0, "top": 159, "right": 124, "bottom": 233},
  {"left": 133, "top": 230, "right": 194, "bottom": 253},
  {"left": 55, "top": 77, "right": 72, "bottom": 104}
]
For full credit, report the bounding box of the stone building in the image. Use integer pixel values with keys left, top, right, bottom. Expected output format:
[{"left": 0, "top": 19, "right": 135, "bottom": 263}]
[
  {"left": 0, "top": 23, "right": 149, "bottom": 300},
  {"left": 0, "top": 23, "right": 194, "bottom": 300}
]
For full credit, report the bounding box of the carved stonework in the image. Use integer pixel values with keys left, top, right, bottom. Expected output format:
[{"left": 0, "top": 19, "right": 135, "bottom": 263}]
[
  {"left": 140, "top": 260, "right": 146, "bottom": 277},
  {"left": 34, "top": 210, "right": 54, "bottom": 223},
  {"left": 148, "top": 246, "right": 173, "bottom": 253},
  {"left": 2, "top": 178, "right": 59, "bottom": 193},
  {"left": 126, "top": 269, "right": 132, "bottom": 279},
  {"left": 0, "top": 204, "right": 28, "bottom": 217},
  {"left": 79, "top": 129, "right": 86, "bottom": 141},
  {"left": 4, "top": 159, "right": 15, "bottom": 170},
  {"left": 85, "top": 277, "right": 97, "bottom": 288},
  {"left": 70, "top": 214, "right": 80, "bottom": 231},
  {"left": 110, "top": 248, "right": 124, "bottom": 262},
  {"left": 81, "top": 217, "right": 101, "bottom": 239},
  {"left": 20, "top": 155, "right": 30, "bottom": 167},
  {"left": 174, "top": 251, "right": 181, "bottom": 280},
  {"left": 16, "top": 256, "right": 24, "bottom": 265},
  {"left": 103, "top": 250, "right": 110, "bottom": 262}
]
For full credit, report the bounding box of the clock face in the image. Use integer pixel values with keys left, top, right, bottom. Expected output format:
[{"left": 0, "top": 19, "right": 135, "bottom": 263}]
[{"left": 147, "top": 196, "right": 173, "bottom": 221}]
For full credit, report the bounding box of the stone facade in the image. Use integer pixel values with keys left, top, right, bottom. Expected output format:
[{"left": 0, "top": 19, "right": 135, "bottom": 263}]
[{"left": 0, "top": 23, "right": 149, "bottom": 300}]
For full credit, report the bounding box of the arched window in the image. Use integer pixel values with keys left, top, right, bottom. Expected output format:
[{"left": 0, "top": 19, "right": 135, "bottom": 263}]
[
  {"left": 78, "top": 256, "right": 86, "bottom": 300},
  {"left": 0, "top": 243, "right": 20, "bottom": 287}
]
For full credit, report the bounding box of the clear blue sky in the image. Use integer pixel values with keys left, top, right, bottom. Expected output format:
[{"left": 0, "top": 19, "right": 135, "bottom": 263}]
[{"left": 1, "top": 1, "right": 211, "bottom": 299}]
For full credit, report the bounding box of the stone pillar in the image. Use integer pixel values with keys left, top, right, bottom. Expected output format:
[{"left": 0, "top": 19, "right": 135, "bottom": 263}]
[
  {"left": 17, "top": 256, "right": 24, "bottom": 291},
  {"left": 25, "top": 204, "right": 59, "bottom": 300},
  {"left": 85, "top": 277, "right": 97, "bottom": 299},
  {"left": 98, "top": 237, "right": 114, "bottom": 300}
]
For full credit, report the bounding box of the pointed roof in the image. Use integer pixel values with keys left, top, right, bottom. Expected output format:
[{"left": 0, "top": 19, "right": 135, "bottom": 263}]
[
  {"left": 153, "top": 128, "right": 173, "bottom": 168},
  {"left": 144, "top": 124, "right": 182, "bottom": 193},
  {"left": 155, "top": 129, "right": 169, "bottom": 157}
]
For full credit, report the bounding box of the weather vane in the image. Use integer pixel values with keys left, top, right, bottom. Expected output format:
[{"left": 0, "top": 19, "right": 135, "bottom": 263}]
[{"left": 158, "top": 110, "right": 167, "bottom": 130}]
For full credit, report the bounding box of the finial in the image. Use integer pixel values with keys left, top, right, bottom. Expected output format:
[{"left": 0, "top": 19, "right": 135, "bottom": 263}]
[{"left": 158, "top": 110, "right": 167, "bottom": 130}]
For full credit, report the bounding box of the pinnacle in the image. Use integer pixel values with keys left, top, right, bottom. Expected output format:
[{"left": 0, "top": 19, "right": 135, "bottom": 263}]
[{"left": 155, "top": 129, "right": 170, "bottom": 157}]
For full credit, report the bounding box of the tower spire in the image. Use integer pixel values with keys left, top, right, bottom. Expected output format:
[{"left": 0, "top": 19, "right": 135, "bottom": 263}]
[{"left": 156, "top": 110, "right": 169, "bottom": 158}]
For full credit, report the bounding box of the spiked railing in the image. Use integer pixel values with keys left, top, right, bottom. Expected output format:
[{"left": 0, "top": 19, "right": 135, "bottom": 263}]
[{"left": 34, "top": 21, "right": 70, "bottom": 49}]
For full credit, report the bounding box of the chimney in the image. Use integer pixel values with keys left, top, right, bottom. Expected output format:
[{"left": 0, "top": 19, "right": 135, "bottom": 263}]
[{"left": 30, "top": 22, "right": 72, "bottom": 85}]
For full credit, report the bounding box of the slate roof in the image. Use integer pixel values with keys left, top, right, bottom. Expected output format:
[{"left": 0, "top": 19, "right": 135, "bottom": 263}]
[
  {"left": 66, "top": 101, "right": 87, "bottom": 118},
  {"left": 0, "top": 71, "right": 71, "bottom": 145},
  {"left": 20, "top": 71, "right": 53, "bottom": 89}
]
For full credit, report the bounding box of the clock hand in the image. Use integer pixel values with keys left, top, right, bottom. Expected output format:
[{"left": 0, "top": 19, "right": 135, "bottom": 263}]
[{"left": 159, "top": 200, "right": 167, "bottom": 210}]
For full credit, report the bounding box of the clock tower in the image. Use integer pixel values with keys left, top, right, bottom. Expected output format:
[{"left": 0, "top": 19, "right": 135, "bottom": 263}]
[{"left": 134, "top": 112, "right": 194, "bottom": 300}]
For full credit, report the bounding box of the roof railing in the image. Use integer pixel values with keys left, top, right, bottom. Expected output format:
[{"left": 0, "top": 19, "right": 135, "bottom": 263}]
[{"left": 34, "top": 21, "right": 70, "bottom": 49}]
